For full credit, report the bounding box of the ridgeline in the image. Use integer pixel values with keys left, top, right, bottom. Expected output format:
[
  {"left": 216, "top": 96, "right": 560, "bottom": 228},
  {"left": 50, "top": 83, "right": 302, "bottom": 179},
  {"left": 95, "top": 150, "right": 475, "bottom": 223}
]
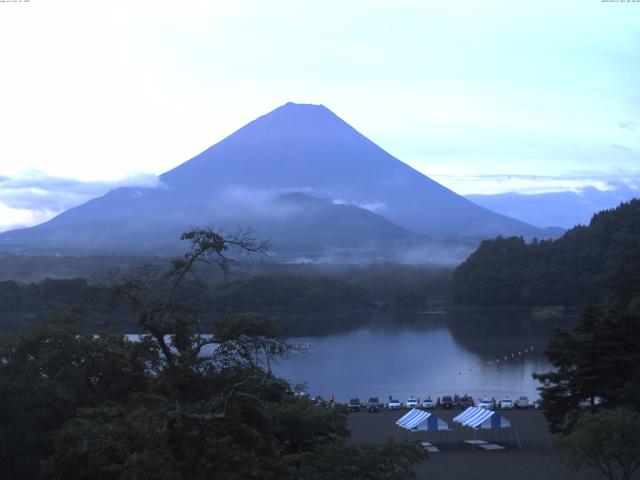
[{"left": 449, "top": 199, "right": 640, "bottom": 307}]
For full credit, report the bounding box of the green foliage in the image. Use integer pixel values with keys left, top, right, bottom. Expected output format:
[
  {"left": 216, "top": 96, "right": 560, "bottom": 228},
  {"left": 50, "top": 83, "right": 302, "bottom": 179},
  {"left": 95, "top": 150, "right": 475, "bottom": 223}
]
[
  {"left": 450, "top": 199, "right": 640, "bottom": 306},
  {"left": 340, "top": 264, "right": 450, "bottom": 310},
  {"left": 208, "top": 275, "right": 372, "bottom": 313},
  {"left": 268, "top": 397, "right": 350, "bottom": 455},
  {"left": 0, "top": 265, "right": 451, "bottom": 336},
  {"left": 534, "top": 244, "right": 640, "bottom": 433},
  {"left": 556, "top": 408, "right": 640, "bottom": 480},
  {"left": 0, "top": 229, "right": 427, "bottom": 479},
  {"left": 0, "top": 318, "right": 426, "bottom": 480},
  {"left": 0, "top": 322, "right": 155, "bottom": 479},
  {"left": 295, "top": 441, "right": 428, "bottom": 480},
  {"left": 0, "top": 253, "right": 157, "bottom": 284},
  {"left": 47, "top": 391, "right": 300, "bottom": 480},
  {"left": 0, "top": 278, "right": 123, "bottom": 332}
]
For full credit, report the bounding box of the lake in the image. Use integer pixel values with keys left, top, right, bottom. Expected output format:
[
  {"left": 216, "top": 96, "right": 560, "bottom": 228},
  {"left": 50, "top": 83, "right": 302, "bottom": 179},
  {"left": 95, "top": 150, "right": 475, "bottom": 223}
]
[{"left": 272, "top": 313, "right": 560, "bottom": 403}]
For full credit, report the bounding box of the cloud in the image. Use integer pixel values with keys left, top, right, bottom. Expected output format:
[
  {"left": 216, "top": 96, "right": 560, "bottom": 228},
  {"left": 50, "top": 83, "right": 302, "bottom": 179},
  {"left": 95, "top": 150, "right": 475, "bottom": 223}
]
[
  {"left": 0, "top": 172, "right": 162, "bottom": 232},
  {"left": 618, "top": 120, "right": 639, "bottom": 131},
  {"left": 332, "top": 198, "right": 387, "bottom": 213},
  {"left": 357, "top": 201, "right": 386, "bottom": 213},
  {"left": 216, "top": 186, "right": 391, "bottom": 216},
  {"left": 610, "top": 144, "right": 633, "bottom": 152},
  {"left": 432, "top": 169, "right": 640, "bottom": 195},
  {"left": 215, "top": 185, "right": 322, "bottom": 208},
  {"left": 0, "top": 176, "right": 395, "bottom": 234}
]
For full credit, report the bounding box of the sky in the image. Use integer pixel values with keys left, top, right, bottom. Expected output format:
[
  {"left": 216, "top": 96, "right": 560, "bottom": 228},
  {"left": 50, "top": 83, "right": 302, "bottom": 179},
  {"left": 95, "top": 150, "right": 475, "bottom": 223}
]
[{"left": 0, "top": 0, "right": 639, "bottom": 231}]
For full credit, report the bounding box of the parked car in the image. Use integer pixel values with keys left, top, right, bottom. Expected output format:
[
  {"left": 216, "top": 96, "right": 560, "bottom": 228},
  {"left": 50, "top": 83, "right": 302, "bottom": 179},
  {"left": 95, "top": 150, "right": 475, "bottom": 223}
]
[
  {"left": 515, "top": 396, "right": 530, "bottom": 409},
  {"left": 477, "top": 396, "right": 496, "bottom": 410},
  {"left": 405, "top": 397, "right": 418, "bottom": 409},
  {"left": 367, "top": 397, "right": 381, "bottom": 412},
  {"left": 458, "top": 395, "right": 474, "bottom": 409},
  {"left": 348, "top": 398, "right": 362, "bottom": 412},
  {"left": 421, "top": 397, "right": 435, "bottom": 409},
  {"left": 441, "top": 395, "right": 455, "bottom": 409},
  {"left": 388, "top": 399, "right": 401, "bottom": 410},
  {"left": 499, "top": 398, "right": 514, "bottom": 409}
]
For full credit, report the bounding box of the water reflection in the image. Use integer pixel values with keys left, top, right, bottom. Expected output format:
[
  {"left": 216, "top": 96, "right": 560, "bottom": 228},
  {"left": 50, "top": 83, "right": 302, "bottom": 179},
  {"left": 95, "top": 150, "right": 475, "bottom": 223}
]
[{"left": 274, "top": 311, "right": 573, "bottom": 403}]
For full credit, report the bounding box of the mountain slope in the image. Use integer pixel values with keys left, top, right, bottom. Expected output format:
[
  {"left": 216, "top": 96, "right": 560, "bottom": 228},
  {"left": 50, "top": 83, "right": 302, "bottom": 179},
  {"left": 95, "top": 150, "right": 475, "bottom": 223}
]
[
  {"left": 217, "top": 192, "right": 410, "bottom": 251},
  {"left": 159, "top": 102, "right": 545, "bottom": 237},
  {"left": 0, "top": 102, "right": 550, "bottom": 253},
  {"left": 449, "top": 199, "right": 640, "bottom": 306}
]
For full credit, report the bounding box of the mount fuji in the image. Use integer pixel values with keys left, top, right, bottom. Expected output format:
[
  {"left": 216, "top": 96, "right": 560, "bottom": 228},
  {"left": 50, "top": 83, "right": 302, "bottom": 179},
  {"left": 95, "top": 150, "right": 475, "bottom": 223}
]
[{"left": 0, "top": 102, "right": 554, "bottom": 258}]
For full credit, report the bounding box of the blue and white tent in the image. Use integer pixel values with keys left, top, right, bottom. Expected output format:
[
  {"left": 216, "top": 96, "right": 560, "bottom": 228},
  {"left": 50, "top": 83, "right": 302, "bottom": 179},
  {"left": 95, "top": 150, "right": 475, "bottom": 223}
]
[
  {"left": 396, "top": 408, "right": 450, "bottom": 431},
  {"left": 453, "top": 407, "right": 521, "bottom": 449},
  {"left": 453, "top": 407, "right": 511, "bottom": 429}
]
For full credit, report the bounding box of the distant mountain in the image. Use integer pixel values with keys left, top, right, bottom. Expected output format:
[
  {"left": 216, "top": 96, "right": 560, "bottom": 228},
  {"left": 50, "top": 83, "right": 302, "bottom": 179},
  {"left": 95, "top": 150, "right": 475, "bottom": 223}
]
[
  {"left": 217, "top": 192, "right": 411, "bottom": 252},
  {"left": 467, "top": 187, "right": 639, "bottom": 230},
  {"left": 0, "top": 102, "right": 552, "bottom": 255},
  {"left": 449, "top": 199, "right": 640, "bottom": 307}
]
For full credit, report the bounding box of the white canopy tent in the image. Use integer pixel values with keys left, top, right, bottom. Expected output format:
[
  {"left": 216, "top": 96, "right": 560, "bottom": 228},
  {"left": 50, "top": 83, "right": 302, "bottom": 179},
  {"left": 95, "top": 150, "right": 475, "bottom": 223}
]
[
  {"left": 394, "top": 408, "right": 451, "bottom": 443},
  {"left": 396, "top": 408, "right": 451, "bottom": 431},
  {"left": 453, "top": 407, "right": 522, "bottom": 449}
]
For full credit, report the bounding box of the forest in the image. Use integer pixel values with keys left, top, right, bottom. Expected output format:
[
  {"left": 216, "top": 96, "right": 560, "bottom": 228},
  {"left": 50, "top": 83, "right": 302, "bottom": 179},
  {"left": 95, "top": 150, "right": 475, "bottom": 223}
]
[
  {"left": 532, "top": 238, "right": 640, "bottom": 480},
  {"left": 0, "top": 262, "right": 450, "bottom": 336},
  {"left": 449, "top": 199, "right": 640, "bottom": 307}
]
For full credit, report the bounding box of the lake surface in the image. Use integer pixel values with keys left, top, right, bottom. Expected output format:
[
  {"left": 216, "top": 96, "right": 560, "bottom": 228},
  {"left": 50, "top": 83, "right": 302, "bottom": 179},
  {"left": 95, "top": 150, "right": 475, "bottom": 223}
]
[
  {"left": 130, "top": 310, "right": 569, "bottom": 404},
  {"left": 273, "top": 315, "right": 556, "bottom": 403}
]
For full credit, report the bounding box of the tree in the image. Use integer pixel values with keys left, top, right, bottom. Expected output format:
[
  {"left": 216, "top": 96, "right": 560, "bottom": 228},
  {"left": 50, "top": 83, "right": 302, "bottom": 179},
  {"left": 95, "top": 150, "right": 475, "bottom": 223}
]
[
  {"left": 533, "top": 246, "right": 640, "bottom": 433},
  {"left": 295, "top": 441, "right": 427, "bottom": 480},
  {"left": 450, "top": 199, "right": 640, "bottom": 307},
  {"left": 110, "top": 227, "right": 267, "bottom": 369},
  {"left": 1, "top": 228, "right": 428, "bottom": 479},
  {"left": 0, "top": 320, "right": 155, "bottom": 480},
  {"left": 557, "top": 408, "right": 640, "bottom": 480}
]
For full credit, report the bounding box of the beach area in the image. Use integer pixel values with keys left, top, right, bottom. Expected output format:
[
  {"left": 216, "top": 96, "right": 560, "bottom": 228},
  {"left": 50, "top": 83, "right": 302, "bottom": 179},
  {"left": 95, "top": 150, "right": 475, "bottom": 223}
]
[{"left": 348, "top": 409, "right": 602, "bottom": 480}]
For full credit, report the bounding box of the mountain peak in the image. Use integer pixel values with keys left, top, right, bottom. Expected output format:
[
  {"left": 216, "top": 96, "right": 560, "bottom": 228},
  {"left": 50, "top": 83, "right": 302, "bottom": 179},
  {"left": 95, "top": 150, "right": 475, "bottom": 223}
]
[
  {"left": 157, "top": 102, "right": 548, "bottom": 239},
  {"left": 259, "top": 101, "right": 337, "bottom": 124},
  {"left": 0, "top": 102, "right": 554, "bottom": 255},
  {"left": 159, "top": 101, "right": 359, "bottom": 188},
  {"left": 281, "top": 101, "right": 326, "bottom": 109}
]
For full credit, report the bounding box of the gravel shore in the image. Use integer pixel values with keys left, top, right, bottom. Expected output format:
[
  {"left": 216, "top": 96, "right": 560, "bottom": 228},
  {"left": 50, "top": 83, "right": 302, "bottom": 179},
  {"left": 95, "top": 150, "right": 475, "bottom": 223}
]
[{"left": 348, "top": 409, "right": 602, "bottom": 480}]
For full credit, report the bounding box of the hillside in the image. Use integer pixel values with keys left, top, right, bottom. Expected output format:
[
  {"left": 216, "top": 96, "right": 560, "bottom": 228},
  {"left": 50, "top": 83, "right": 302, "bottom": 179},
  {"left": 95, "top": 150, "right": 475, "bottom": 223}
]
[
  {"left": 216, "top": 192, "right": 410, "bottom": 252},
  {"left": 0, "top": 102, "right": 551, "bottom": 256},
  {"left": 449, "top": 199, "right": 640, "bottom": 306},
  {"left": 0, "top": 263, "right": 451, "bottom": 335}
]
